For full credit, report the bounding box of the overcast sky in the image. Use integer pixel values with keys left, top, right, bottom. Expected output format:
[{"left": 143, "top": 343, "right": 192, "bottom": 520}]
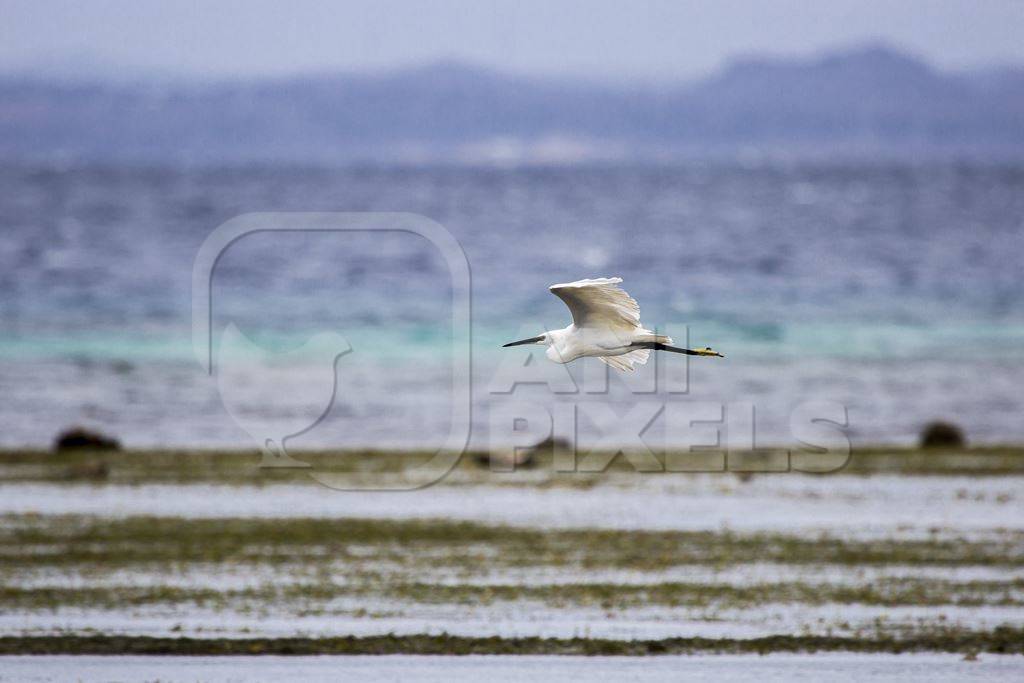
[{"left": 2, "top": 0, "right": 1023, "bottom": 82}]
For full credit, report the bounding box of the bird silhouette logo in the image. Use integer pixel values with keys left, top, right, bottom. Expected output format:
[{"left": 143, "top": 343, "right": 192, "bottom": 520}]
[
  {"left": 216, "top": 322, "right": 352, "bottom": 468},
  {"left": 193, "top": 212, "right": 471, "bottom": 490}
]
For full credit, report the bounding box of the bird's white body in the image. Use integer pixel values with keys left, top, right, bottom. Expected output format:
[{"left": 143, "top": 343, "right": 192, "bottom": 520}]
[
  {"left": 503, "top": 277, "right": 722, "bottom": 371},
  {"left": 543, "top": 278, "right": 669, "bottom": 370}
]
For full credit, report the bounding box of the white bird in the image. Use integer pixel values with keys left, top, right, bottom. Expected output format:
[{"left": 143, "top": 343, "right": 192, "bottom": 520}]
[{"left": 503, "top": 277, "right": 723, "bottom": 371}]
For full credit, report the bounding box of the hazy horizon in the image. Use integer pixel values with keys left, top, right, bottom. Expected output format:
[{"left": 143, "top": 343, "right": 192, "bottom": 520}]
[
  {"left": 3, "top": 41, "right": 1024, "bottom": 88},
  {"left": 2, "top": 0, "right": 1023, "bottom": 84}
]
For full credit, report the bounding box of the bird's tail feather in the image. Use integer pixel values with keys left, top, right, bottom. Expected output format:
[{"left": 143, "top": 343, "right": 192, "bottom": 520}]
[{"left": 599, "top": 348, "right": 650, "bottom": 372}]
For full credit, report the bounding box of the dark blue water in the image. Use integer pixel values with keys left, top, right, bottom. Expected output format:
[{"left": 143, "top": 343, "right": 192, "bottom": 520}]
[{"left": 1, "top": 163, "right": 1022, "bottom": 448}]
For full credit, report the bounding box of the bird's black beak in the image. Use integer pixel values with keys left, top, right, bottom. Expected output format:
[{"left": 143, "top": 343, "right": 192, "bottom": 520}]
[{"left": 502, "top": 335, "right": 545, "bottom": 347}]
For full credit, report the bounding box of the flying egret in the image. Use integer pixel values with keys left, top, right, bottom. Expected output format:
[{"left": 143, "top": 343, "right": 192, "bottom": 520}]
[{"left": 503, "top": 277, "right": 723, "bottom": 371}]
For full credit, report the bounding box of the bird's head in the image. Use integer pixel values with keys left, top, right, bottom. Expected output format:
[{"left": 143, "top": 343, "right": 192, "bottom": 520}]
[{"left": 502, "top": 333, "right": 549, "bottom": 348}]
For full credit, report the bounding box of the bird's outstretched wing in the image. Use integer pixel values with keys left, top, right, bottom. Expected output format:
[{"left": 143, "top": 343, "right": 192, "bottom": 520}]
[{"left": 549, "top": 277, "right": 641, "bottom": 331}]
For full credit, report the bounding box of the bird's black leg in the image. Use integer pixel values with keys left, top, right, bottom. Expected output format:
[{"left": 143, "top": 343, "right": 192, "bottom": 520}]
[{"left": 629, "top": 342, "right": 700, "bottom": 355}]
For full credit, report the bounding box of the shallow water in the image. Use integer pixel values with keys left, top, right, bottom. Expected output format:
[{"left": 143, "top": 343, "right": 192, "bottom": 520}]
[
  {"left": 1, "top": 653, "right": 1021, "bottom": 682},
  {"left": 9, "top": 562, "right": 1021, "bottom": 591},
  {"left": 0, "top": 474, "right": 1019, "bottom": 534},
  {"left": 1, "top": 474, "right": 1022, "bottom": 643},
  {"left": 4, "top": 600, "right": 1022, "bottom": 641}
]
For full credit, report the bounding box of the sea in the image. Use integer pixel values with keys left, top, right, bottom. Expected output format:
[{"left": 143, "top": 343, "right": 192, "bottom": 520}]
[{"left": 1, "top": 162, "right": 1022, "bottom": 450}]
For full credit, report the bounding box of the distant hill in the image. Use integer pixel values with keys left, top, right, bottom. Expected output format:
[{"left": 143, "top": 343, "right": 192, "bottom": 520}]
[{"left": 1, "top": 45, "right": 1022, "bottom": 164}]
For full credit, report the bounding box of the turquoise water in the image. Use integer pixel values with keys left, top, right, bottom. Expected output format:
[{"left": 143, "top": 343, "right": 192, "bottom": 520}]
[{"left": 3, "top": 318, "right": 1023, "bottom": 361}]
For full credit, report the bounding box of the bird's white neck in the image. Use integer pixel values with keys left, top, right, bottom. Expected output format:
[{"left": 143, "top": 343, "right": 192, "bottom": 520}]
[{"left": 543, "top": 326, "right": 578, "bottom": 364}]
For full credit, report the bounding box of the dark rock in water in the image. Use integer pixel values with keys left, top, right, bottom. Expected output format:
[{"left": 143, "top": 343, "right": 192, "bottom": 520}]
[
  {"left": 53, "top": 426, "right": 121, "bottom": 452},
  {"left": 530, "top": 436, "right": 573, "bottom": 453},
  {"left": 472, "top": 450, "right": 536, "bottom": 471},
  {"left": 110, "top": 360, "right": 134, "bottom": 375},
  {"left": 919, "top": 421, "right": 966, "bottom": 449},
  {"left": 471, "top": 436, "right": 573, "bottom": 471},
  {"left": 473, "top": 450, "right": 532, "bottom": 473},
  {"left": 510, "top": 436, "right": 574, "bottom": 470}
]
